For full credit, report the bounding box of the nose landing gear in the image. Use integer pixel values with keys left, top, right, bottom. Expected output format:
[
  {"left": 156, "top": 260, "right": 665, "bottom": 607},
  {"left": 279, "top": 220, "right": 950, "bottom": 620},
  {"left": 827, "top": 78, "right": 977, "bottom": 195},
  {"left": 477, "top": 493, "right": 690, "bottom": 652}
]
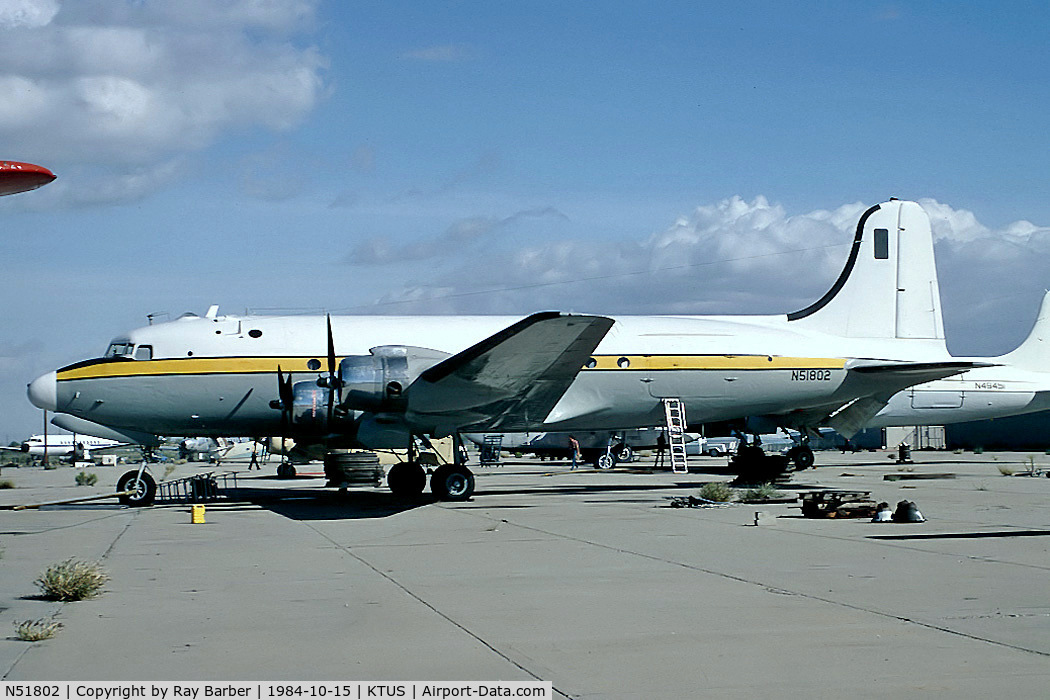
[{"left": 116, "top": 466, "right": 157, "bottom": 506}]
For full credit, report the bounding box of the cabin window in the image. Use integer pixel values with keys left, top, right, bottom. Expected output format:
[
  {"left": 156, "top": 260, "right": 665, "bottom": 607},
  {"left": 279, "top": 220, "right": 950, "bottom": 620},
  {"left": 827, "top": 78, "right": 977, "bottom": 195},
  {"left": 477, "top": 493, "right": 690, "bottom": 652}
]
[
  {"left": 134, "top": 345, "right": 153, "bottom": 361},
  {"left": 617, "top": 357, "right": 631, "bottom": 368},
  {"left": 873, "top": 228, "right": 889, "bottom": 259}
]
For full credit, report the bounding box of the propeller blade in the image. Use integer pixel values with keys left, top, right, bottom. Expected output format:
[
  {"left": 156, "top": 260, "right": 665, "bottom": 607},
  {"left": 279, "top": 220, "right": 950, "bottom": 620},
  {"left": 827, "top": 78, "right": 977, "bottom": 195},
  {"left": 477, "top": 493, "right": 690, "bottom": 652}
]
[
  {"left": 280, "top": 369, "right": 293, "bottom": 408},
  {"left": 275, "top": 364, "right": 292, "bottom": 465},
  {"left": 326, "top": 315, "right": 336, "bottom": 380},
  {"left": 326, "top": 315, "right": 336, "bottom": 426}
]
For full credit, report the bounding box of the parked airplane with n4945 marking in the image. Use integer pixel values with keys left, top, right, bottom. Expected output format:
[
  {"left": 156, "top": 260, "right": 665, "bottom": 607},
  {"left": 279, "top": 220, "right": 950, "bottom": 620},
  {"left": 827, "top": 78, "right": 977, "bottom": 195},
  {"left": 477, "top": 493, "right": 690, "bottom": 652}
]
[
  {"left": 868, "top": 289, "right": 1050, "bottom": 430},
  {"left": 29, "top": 199, "right": 983, "bottom": 504}
]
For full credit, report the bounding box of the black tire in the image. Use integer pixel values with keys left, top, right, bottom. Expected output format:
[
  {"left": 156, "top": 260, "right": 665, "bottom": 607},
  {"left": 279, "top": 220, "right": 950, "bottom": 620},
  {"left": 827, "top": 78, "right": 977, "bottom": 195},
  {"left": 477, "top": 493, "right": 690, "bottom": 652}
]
[
  {"left": 117, "top": 470, "right": 157, "bottom": 507},
  {"left": 387, "top": 461, "right": 426, "bottom": 498},
  {"left": 324, "top": 451, "right": 381, "bottom": 486},
  {"left": 614, "top": 443, "right": 634, "bottom": 463},
  {"left": 276, "top": 462, "right": 297, "bottom": 478},
  {"left": 430, "top": 464, "right": 475, "bottom": 501},
  {"left": 791, "top": 446, "right": 815, "bottom": 470},
  {"left": 706, "top": 448, "right": 721, "bottom": 457},
  {"left": 595, "top": 452, "right": 616, "bottom": 470}
]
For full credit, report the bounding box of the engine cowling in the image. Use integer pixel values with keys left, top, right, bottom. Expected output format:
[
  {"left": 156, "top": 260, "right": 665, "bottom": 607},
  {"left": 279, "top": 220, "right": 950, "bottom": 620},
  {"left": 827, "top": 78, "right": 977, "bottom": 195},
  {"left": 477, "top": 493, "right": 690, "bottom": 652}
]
[{"left": 338, "top": 345, "right": 450, "bottom": 413}]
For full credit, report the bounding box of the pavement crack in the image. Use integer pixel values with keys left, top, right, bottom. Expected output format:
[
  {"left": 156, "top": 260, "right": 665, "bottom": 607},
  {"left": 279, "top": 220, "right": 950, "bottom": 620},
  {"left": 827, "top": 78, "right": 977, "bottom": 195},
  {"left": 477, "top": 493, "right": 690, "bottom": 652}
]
[
  {"left": 297, "top": 521, "right": 573, "bottom": 699},
  {"left": 458, "top": 511, "right": 1050, "bottom": 660}
]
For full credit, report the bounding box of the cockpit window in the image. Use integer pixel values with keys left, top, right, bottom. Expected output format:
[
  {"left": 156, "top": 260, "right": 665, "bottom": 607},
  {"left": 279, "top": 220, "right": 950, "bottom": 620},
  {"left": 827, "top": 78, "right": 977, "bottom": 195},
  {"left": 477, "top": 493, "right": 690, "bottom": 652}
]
[
  {"left": 105, "top": 342, "right": 132, "bottom": 358},
  {"left": 104, "top": 342, "right": 152, "bottom": 360}
]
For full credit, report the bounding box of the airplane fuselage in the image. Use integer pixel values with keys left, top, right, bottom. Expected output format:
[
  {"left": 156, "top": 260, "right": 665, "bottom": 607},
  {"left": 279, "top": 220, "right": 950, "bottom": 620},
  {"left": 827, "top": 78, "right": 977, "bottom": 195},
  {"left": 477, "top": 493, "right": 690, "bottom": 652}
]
[{"left": 31, "top": 311, "right": 952, "bottom": 445}]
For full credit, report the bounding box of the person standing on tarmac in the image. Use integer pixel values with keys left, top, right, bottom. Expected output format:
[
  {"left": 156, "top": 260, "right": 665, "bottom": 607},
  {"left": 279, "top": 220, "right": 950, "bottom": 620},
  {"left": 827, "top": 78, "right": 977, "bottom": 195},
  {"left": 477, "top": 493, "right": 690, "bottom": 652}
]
[
  {"left": 654, "top": 431, "right": 667, "bottom": 469},
  {"left": 568, "top": 436, "right": 580, "bottom": 470}
]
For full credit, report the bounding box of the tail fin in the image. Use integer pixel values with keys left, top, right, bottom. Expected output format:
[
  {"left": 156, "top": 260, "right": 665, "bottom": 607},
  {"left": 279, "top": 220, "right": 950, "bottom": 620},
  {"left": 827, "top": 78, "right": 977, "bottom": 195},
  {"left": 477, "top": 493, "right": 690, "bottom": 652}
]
[
  {"left": 788, "top": 199, "right": 945, "bottom": 342},
  {"left": 999, "top": 290, "right": 1050, "bottom": 369}
]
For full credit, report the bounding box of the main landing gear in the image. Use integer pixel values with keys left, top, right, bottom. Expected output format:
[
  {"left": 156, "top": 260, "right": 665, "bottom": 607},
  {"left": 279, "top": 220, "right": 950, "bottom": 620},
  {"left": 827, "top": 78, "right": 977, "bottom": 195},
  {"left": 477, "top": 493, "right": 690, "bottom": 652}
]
[
  {"left": 785, "top": 442, "right": 815, "bottom": 470},
  {"left": 590, "top": 439, "right": 634, "bottom": 470},
  {"left": 729, "top": 438, "right": 815, "bottom": 484},
  {"left": 386, "top": 434, "right": 475, "bottom": 501}
]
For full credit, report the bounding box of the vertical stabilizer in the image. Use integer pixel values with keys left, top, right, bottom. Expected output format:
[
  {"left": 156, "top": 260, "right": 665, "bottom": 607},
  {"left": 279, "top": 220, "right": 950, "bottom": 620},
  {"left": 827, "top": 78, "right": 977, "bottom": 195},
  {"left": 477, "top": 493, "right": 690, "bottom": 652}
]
[
  {"left": 788, "top": 200, "right": 944, "bottom": 341},
  {"left": 1000, "top": 290, "right": 1050, "bottom": 369}
]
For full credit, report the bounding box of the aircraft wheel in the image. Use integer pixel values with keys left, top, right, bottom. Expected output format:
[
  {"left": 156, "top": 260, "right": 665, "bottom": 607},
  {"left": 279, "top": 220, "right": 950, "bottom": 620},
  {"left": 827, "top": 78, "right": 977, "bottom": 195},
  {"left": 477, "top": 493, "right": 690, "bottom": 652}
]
[
  {"left": 117, "top": 470, "right": 157, "bottom": 507},
  {"left": 276, "top": 462, "right": 297, "bottom": 479},
  {"left": 791, "top": 445, "right": 815, "bottom": 470},
  {"left": 595, "top": 452, "right": 616, "bottom": 470},
  {"left": 387, "top": 461, "right": 426, "bottom": 498},
  {"left": 431, "top": 464, "right": 475, "bottom": 501},
  {"left": 614, "top": 443, "right": 634, "bottom": 463}
]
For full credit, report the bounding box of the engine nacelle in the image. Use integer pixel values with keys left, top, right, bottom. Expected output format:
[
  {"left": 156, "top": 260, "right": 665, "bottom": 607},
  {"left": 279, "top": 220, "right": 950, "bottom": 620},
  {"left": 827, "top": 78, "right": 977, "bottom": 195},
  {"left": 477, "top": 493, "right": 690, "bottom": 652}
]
[{"left": 338, "top": 345, "right": 450, "bottom": 413}]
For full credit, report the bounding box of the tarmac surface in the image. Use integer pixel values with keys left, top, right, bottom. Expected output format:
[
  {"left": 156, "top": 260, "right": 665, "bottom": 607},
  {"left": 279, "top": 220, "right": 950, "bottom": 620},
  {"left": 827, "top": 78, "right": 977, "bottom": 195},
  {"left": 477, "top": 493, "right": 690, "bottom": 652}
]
[{"left": 1, "top": 450, "right": 1049, "bottom": 698}]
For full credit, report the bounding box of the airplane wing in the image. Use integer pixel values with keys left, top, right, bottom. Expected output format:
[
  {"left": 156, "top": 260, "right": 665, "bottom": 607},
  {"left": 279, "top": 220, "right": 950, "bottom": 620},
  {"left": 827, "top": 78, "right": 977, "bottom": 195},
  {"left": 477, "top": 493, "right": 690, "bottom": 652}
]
[
  {"left": 406, "top": 312, "right": 615, "bottom": 433},
  {"left": 81, "top": 443, "right": 134, "bottom": 454}
]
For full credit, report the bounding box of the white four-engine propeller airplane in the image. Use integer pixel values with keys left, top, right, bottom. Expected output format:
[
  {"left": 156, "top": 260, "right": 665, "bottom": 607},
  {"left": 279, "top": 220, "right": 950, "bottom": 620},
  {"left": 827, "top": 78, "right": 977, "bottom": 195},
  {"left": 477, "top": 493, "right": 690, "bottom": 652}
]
[
  {"left": 0, "top": 433, "right": 126, "bottom": 461},
  {"left": 29, "top": 199, "right": 988, "bottom": 505}
]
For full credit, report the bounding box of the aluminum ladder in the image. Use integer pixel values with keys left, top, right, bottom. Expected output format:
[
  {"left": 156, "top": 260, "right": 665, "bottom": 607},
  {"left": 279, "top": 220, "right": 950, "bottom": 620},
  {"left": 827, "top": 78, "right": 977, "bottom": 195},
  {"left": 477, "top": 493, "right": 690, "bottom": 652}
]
[{"left": 662, "top": 398, "right": 689, "bottom": 473}]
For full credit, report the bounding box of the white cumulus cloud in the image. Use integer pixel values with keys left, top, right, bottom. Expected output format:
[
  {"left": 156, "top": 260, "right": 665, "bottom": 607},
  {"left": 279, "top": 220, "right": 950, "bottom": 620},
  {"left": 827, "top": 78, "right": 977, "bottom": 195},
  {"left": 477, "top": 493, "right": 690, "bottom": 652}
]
[
  {"left": 0, "top": 0, "right": 326, "bottom": 203},
  {"left": 359, "top": 196, "right": 1050, "bottom": 355},
  {"left": 0, "top": 0, "right": 58, "bottom": 29}
]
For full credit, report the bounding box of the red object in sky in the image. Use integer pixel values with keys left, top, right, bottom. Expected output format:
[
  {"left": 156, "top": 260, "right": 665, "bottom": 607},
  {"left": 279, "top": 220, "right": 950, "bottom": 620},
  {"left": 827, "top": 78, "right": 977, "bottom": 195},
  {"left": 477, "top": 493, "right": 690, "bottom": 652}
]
[{"left": 0, "top": 161, "right": 56, "bottom": 196}]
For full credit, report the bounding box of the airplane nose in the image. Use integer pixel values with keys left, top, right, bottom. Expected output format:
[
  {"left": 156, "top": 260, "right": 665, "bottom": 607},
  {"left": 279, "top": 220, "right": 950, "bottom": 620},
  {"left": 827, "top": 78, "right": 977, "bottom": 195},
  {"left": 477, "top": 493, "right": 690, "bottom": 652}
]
[{"left": 27, "top": 371, "right": 57, "bottom": 411}]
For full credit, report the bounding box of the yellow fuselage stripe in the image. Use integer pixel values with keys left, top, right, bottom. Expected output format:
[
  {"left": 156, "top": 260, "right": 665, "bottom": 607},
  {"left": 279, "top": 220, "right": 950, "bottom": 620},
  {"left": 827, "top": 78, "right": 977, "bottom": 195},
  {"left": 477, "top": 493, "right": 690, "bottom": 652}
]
[
  {"left": 585, "top": 355, "right": 846, "bottom": 371},
  {"left": 57, "top": 355, "right": 847, "bottom": 381},
  {"left": 58, "top": 357, "right": 327, "bottom": 381}
]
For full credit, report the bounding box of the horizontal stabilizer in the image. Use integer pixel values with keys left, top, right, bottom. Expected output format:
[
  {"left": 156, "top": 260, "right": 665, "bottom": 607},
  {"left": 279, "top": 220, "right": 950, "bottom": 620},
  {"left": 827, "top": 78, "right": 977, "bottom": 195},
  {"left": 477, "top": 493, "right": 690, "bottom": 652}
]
[
  {"left": 779, "top": 359, "right": 993, "bottom": 439},
  {"left": 826, "top": 397, "right": 890, "bottom": 438},
  {"left": 847, "top": 359, "right": 994, "bottom": 382},
  {"left": 408, "top": 312, "right": 615, "bottom": 432}
]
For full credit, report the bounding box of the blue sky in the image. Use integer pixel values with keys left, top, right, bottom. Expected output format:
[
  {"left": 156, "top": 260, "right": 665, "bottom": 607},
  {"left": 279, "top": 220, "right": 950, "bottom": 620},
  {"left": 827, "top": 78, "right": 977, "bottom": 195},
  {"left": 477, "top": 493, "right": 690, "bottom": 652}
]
[{"left": 1, "top": 1, "right": 1049, "bottom": 442}]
